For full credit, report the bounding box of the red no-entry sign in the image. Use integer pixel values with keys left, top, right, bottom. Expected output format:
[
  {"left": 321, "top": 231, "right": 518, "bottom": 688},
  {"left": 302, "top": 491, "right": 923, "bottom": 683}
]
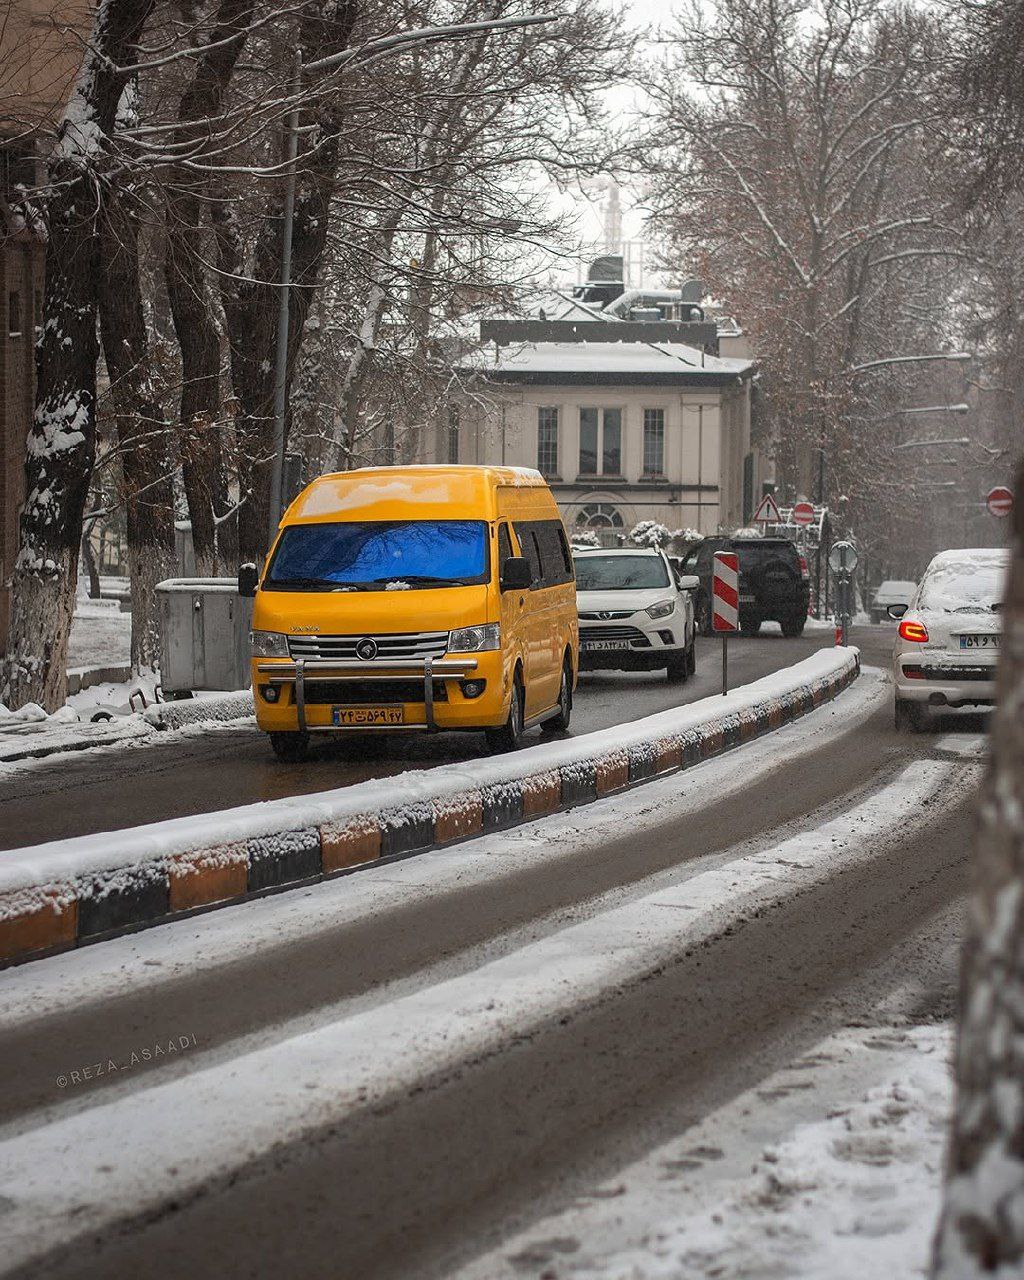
[
  {"left": 792, "top": 501, "right": 815, "bottom": 526},
  {"left": 987, "top": 486, "right": 1014, "bottom": 518}
]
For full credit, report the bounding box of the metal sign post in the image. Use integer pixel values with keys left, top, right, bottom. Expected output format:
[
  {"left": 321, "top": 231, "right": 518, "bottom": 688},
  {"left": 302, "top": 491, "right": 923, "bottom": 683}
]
[
  {"left": 712, "top": 551, "right": 739, "bottom": 694},
  {"left": 828, "top": 541, "right": 859, "bottom": 647}
]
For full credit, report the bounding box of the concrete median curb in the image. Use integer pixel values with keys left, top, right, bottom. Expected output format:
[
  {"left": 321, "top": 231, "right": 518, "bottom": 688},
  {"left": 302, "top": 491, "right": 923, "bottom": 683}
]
[{"left": 0, "top": 649, "right": 860, "bottom": 967}]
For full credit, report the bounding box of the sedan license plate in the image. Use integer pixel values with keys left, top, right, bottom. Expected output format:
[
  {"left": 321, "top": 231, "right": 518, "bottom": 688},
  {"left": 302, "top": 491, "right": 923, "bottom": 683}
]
[
  {"left": 738, "top": 593, "right": 755, "bottom": 604},
  {"left": 959, "top": 635, "right": 999, "bottom": 650},
  {"left": 332, "top": 706, "right": 404, "bottom": 726},
  {"left": 582, "top": 640, "right": 631, "bottom": 652}
]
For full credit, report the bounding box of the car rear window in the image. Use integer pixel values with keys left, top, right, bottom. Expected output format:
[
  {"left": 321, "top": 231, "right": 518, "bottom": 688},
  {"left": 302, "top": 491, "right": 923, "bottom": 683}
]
[
  {"left": 917, "top": 556, "right": 1007, "bottom": 613},
  {"left": 733, "top": 542, "right": 799, "bottom": 569}
]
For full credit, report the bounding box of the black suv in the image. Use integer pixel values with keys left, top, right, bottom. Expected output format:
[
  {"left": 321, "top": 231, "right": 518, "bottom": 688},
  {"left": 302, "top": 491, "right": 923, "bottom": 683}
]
[{"left": 678, "top": 537, "right": 810, "bottom": 637}]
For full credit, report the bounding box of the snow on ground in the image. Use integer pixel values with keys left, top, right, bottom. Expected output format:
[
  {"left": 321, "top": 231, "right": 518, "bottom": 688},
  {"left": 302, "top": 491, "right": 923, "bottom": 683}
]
[
  {"left": 0, "top": 744, "right": 968, "bottom": 1272},
  {"left": 0, "top": 647, "right": 858, "bottom": 892},
  {"left": 458, "top": 1024, "right": 952, "bottom": 1280},
  {"left": 1, "top": 667, "right": 890, "bottom": 1029}
]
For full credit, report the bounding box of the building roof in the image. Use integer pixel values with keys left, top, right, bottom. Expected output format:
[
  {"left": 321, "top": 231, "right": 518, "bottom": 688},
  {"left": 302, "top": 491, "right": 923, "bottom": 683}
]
[{"left": 465, "top": 340, "right": 754, "bottom": 388}]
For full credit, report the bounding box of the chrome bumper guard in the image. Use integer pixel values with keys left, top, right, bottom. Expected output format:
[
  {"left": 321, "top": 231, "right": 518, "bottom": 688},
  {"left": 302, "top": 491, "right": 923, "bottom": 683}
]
[{"left": 255, "top": 657, "right": 479, "bottom": 733}]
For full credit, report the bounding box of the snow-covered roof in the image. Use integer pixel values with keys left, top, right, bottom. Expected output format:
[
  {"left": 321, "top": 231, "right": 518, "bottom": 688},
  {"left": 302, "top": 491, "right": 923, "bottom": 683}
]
[{"left": 466, "top": 340, "right": 754, "bottom": 386}]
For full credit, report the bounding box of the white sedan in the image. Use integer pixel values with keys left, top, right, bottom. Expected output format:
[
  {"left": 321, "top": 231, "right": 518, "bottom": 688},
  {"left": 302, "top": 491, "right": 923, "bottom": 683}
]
[
  {"left": 890, "top": 548, "right": 1008, "bottom": 731},
  {"left": 573, "top": 547, "right": 697, "bottom": 681}
]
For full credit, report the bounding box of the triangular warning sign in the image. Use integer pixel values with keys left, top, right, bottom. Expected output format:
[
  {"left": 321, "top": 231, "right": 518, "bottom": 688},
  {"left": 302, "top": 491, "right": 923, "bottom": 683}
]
[{"left": 753, "top": 493, "right": 782, "bottom": 524}]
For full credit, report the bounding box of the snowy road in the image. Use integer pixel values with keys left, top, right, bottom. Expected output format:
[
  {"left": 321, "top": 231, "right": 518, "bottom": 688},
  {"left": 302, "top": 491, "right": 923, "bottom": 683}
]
[
  {"left": 2, "top": 625, "right": 837, "bottom": 849},
  {"left": 0, "top": 639, "right": 985, "bottom": 1280}
]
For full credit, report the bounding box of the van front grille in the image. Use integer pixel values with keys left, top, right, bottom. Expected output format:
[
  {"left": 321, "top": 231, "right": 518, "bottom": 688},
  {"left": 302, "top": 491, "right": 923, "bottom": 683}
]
[
  {"left": 302, "top": 680, "right": 449, "bottom": 705},
  {"left": 287, "top": 632, "right": 449, "bottom": 661}
]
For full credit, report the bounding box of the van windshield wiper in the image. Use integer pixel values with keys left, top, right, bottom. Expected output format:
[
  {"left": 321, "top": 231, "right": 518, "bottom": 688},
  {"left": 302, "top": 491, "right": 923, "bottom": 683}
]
[
  {"left": 266, "top": 577, "right": 363, "bottom": 591},
  {"left": 364, "top": 575, "right": 470, "bottom": 587}
]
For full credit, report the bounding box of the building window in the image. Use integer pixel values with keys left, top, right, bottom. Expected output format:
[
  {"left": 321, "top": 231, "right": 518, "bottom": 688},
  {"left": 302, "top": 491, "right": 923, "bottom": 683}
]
[
  {"left": 447, "top": 406, "right": 460, "bottom": 464},
  {"left": 579, "top": 408, "right": 598, "bottom": 475},
  {"left": 8, "top": 290, "right": 21, "bottom": 338},
  {"left": 576, "top": 502, "right": 624, "bottom": 529},
  {"left": 579, "top": 407, "right": 622, "bottom": 476},
  {"left": 537, "top": 406, "right": 559, "bottom": 476},
  {"left": 642, "top": 408, "right": 665, "bottom": 476},
  {"left": 603, "top": 409, "right": 622, "bottom": 475}
]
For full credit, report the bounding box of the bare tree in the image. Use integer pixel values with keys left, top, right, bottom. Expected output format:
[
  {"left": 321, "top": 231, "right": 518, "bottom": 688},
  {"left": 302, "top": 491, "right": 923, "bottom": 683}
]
[
  {"left": 2, "top": 0, "right": 154, "bottom": 711},
  {"left": 930, "top": 1, "right": 1024, "bottom": 1271},
  {"left": 642, "top": 0, "right": 970, "bottom": 528}
]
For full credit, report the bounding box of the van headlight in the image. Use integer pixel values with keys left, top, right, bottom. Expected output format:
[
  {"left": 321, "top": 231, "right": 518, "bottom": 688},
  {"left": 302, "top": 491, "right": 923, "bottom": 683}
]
[
  {"left": 250, "top": 630, "right": 290, "bottom": 658},
  {"left": 448, "top": 623, "right": 501, "bottom": 653},
  {"left": 646, "top": 599, "right": 675, "bottom": 620}
]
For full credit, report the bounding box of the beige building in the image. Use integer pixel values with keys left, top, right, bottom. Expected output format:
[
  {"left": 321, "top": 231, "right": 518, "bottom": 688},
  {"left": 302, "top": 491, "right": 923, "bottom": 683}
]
[{"left": 441, "top": 327, "right": 761, "bottom": 540}]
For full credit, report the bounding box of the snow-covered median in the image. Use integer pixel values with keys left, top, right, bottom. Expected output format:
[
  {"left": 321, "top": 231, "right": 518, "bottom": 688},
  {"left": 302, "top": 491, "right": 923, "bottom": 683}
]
[{"left": 0, "top": 647, "right": 859, "bottom": 963}]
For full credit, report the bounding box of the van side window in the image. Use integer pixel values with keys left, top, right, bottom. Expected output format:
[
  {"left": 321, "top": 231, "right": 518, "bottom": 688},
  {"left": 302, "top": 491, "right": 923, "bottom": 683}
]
[
  {"left": 513, "top": 521, "right": 544, "bottom": 587},
  {"left": 515, "top": 520, "right": 573, "bottom": 588},
  {"left": 498, "top": 523, "right": 514, "bottom": 569}
]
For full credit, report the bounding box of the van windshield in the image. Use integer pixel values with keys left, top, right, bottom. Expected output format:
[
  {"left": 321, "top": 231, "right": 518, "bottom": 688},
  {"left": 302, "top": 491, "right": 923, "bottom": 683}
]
[{"left": 265, "top": 520, "right": 490, "bottom": 591}]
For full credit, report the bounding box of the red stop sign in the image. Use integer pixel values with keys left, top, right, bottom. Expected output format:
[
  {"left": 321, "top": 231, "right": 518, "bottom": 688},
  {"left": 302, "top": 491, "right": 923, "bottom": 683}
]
[
  {"left": 792, "top": 501, "right": 815, "bottom": 526},
  {"left": 987, "top": 486, "right": 1014, "bottom": 518}
]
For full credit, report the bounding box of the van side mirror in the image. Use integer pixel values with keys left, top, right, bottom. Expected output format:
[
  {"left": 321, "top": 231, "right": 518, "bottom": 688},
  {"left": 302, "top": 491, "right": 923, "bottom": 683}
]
[
  {"left": 678, "top": 574, "right": 700, "bottom": 592},
  {"left": 238, "top": 563, "right": 259, "bottom": 598},
  {"left": 500, "top": 556, "right": 533, "bottom": 592},
  {"left": 887, "top": 602, "right": 908, "bottom": 619}
]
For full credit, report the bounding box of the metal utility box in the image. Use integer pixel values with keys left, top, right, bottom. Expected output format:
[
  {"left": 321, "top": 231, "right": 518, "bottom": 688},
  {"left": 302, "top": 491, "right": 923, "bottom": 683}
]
[{"left": 156, "top": 578, "right": 253, "bottom": 694}]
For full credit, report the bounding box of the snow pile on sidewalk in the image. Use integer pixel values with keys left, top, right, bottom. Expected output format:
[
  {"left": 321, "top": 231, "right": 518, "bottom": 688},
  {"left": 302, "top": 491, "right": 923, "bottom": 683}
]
[
  {"left": 477, "top": 1024, "right": 953, "bottom": 1280},
  {"left": 663, "top": 1026, "right": 951, "bottom": 1280}
]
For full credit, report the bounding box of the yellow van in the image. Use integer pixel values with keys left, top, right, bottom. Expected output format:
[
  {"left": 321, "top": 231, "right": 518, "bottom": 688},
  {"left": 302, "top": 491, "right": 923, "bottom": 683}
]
[{"left": 247, "top": 465, "right": 579, "bottom": 760}]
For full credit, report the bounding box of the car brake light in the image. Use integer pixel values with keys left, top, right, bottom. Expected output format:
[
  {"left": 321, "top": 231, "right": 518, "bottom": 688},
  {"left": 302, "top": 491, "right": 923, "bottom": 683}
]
[
  {"left": 898, "top": 619, "right": 929, "bottom": 643},
  {"left": 798, "top": 555, "right": 809, "bottom": 579}
]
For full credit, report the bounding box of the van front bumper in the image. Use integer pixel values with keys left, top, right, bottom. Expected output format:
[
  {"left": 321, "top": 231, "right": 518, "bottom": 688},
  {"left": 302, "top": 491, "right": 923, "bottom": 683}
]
[{"left": 252, "top": 653, "right": 507, "bottom": 732}]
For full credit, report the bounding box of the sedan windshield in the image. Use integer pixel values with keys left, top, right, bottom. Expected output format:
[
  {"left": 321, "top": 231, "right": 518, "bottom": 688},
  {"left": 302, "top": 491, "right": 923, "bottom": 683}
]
[
  {"left": 265, "top": 520, "right": 489, "bottom": 590},
  {"left": 574, "top": 554, "right": 669, "bottom": 591},
  {"left": 917, "top": 556, "right": 1007, "bottom": 613}
]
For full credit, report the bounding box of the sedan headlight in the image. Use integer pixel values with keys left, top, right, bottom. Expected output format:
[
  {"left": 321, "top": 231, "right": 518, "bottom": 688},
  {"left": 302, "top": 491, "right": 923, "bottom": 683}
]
[
  {"left": 448, "top": 623, "right": 501, "bottom": 653},
  {"left": 250, "top": 630, "right": 290, "bottom": 658},
  {"left": 646, "top": 599, "right": 676, "bottom": 620}
]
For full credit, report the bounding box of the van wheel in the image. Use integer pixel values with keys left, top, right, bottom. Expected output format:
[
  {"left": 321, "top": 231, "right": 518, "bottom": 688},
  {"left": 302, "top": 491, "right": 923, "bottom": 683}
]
[
  {"left": 739, "top": 610, "right": 762, "bottom": 635},
  {"left": 486, "top": 677, "right": 525, "bottom": 753},
  {"left": 541, "top": 660, "right": 573, "bottom": 734},
  {"left": 270, "top": 731, "right": 309, "bottom": 762},
  {"left": 686, "top": 637, "right": 697, "bottom": 677}
]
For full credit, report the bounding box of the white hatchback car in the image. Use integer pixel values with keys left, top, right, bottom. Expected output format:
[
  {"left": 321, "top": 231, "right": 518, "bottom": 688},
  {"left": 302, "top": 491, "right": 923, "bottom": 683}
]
[
  {"left": 573, "top": 547, "right": 697, "bottom": 681},
  {"left": 890, "top": 548, "right": 1008, "bottom": 730}
]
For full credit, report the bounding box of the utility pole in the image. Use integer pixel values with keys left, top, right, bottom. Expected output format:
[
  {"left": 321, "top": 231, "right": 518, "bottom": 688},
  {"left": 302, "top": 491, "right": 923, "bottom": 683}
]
[{"left": 267, "top": 50, "right": 302, "bottom": 551}]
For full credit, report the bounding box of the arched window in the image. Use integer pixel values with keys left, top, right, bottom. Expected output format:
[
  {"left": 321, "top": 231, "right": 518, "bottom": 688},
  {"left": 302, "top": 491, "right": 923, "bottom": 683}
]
[{"left": 576, "top": 502, "right": 624, "bottom": 529}]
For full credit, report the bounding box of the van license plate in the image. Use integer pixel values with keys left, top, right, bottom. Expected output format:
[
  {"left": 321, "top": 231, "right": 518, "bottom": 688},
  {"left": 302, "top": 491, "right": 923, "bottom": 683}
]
[
  {"left": 332, "top": 706, "right": 404, "bottom": 726},
  {"left": 959, "top": 635, "right": 999, "bottom": 649},
  {"left": 582, "top": 640, "right": 630, "bottom": 651}
]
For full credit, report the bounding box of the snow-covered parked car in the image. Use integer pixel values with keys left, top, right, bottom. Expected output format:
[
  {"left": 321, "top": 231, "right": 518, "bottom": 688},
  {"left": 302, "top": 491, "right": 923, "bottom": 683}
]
[
  {"left": 890, "top": 548, "right": 1008, "bottom": 731},
  {"left": 870, "top": 579, "right": 916, "bottom": 624},
  {"left": 573, "top": 547, "right": 697, "bottom": 681}
]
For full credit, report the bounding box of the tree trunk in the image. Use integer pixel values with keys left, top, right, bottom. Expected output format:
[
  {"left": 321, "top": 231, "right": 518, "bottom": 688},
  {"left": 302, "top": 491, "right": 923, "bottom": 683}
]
[
  {"left": 227, "top": 0, "right": 359, "bottom": 565},
  {"left": 81, "top": 527, "right": 101, "bottom": 600},
  {"left": 1, "top": 0, "right": 154, "bottom": 712},
  {"left": 163, "top": 0, "right": 255, "bottom": 577},
  {"left": 931, "top": 456, "right": 1024, "bottom": 1277},
  {"left": 99, "top": 186, "right": 176, "bottom": 670}
]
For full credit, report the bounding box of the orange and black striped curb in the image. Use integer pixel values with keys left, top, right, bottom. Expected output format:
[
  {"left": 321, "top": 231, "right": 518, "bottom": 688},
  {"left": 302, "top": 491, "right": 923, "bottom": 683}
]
[{"left": 0, "top": 653, "right": 859, "bottom": 967}]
